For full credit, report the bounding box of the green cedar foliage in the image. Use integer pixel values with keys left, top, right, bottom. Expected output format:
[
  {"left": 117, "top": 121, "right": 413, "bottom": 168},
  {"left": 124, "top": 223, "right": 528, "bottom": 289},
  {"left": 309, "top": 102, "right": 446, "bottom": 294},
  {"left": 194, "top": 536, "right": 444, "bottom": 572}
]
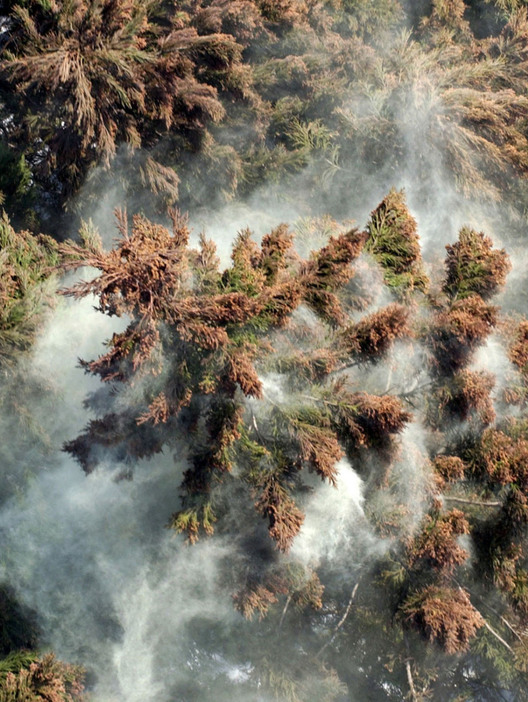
[
  {"left": 0, "top": 211, "right": 59, "bottom": 366},
  {"left": 0, "top": 652, "right": 85, "bottom": 702},
  {"left": 365, "top": 189, "right": 429, "bottom": 298}
]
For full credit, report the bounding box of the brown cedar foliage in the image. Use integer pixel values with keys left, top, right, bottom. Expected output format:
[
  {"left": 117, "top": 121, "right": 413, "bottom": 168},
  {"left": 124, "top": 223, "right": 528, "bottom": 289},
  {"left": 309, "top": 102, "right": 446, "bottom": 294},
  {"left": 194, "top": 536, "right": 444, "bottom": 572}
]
[
  {"left": 408, "top": 508, "right": 470, "bottom": 575},
  {"left": 429, "top": 369, "right": 496, "bottom": 427},
  {"left": 60, "top": 213, "right": 302, "bottom": 388},
  {"left": 432, "top": 455, "right": 466, "bottom": 489},
  {"left": 276, "top": 348, "right": 340, "bottom": 383},
  {"left": 56, "top": 191, "right": 528, "bottom": 677},
  {"left": 233, "top": 561, "right": 324, "bottom": 619},
  {"left": 301, "top": 229, "right": 366, "bottom": 326},
  {"left": 283, "top": 408, "right": 344, "bottom": 486},
  {"left": 233, "top": 567, "right": 323, "bottom": 620},
  {"left": 401, "top": 585, "right": 484, "bottom": 654},
  {"left": 424, "top": 227, "right": 509, "bottom": 424},
  {"left": 194, "top": 1, "right": 271, "bottom": 47},
  {"left": 428, "top": 295, "right": 498, "bottom": 375},
  {"left": 509, "top": 320, "right": 528, "bottom": 374},
  {"left": 339, "top": 303, "right": 410, "bottom": 363},
  {"left": 330, "top": 387, "right": 411, "bottom": 450},
  {"left": 468, "top": 426, "right": 528, "bottom": 488},
  {"left": 255, "top": 476, "right": 305, "bottom": 552},
  {"left": 296, "top": 423, "right": 343, "bottom": 486},
  {"left": 233, "top": 581, "right": 285, "bottom": 620}
]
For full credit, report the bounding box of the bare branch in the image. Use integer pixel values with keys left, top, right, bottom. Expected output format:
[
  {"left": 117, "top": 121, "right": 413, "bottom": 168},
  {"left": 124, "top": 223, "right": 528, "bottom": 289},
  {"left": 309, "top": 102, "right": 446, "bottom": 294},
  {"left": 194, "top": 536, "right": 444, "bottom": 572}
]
[{"left": 317, "top": 583, "right": 358, "bottom": 657}]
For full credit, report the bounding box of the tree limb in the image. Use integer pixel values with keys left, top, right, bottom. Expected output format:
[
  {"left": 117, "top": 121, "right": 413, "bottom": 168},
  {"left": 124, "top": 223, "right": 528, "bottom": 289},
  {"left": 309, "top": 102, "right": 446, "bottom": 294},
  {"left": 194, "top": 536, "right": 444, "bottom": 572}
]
[{"left": 442, "top": 496, "right": 501, "bottom": 507}]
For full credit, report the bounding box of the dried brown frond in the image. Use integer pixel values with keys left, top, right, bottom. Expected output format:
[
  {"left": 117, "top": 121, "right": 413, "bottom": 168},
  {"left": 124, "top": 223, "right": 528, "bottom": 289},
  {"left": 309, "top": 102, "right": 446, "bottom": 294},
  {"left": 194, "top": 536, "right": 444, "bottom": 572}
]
[
  {"left": 420, "top": 0, "right": 471, "bottom": 38},
  {"left": 331, "top": 390, "right": 412, "bottom": 450},
  {"left": 339, "top": 303, "right": 410, "bottom": 362},
  {"left": 178, "top": 321, "right": 230, "bottom": 351},
  {"left": 276, "top": 348, "right": 340, "bottom": 383},
  {"left": 195, "top": 1, "right": 269, "bottom": 47},
  {"left": 401, "top": 585, "right": 484, "bottom": 653},
  {"left": 433, "top": 455, "right": 466, "bottom": 489},
  {"left": 305, "top": 229, "right": 366, "bottom": 289},
  {"left": 233, "top": 582, "right": 281, "bottom": 619},
  {"left": 233, "top": 573, "right": 288, "bottom": 619},
  {"left": 509, "top": 320, "right": 528, "bottom": 373},
  {"left": 2, "top": 0, "right": 241, "bottom": 197},
  {"left": 256, "top": 0, "right": 309, "bottom": 26},
  {"left": 260, "top": 223, "right": 295, "bottom": 284},
  {"left": 136, "top": 389, "right": 194, "bottom": 427},
  {"left": 301, "top": 229, "right": 366, "bottom": 325},
  {"left": 136, "top": 392, "right": 170, "bottom": 426},
  {"left": 286, "top": 410, "right": 343, "bottom": 485},
  {"left": 429, "top": 369, "right": 496, "bottom": 427},
  {"left": 138, "top": 156, "right": 179, "bottom": 204},
  {"left": 428, "top": 295, "right": 498, "bottom": 374},
  {"left": 469, "top": 427, "right": 528, "bottom": 488},
  {"left": 262, "top": 280, "right": 304, "bottom": 328},
  {"left": 224, "top": 346, "right": 263, "bottom": 398},
  {"left": 191, "top": 233, "right": 222, "bottom": 294},
  {"left": 255, "top": 476, "right": 305, "bottom": 552},
  {"left": 408, "top": 508, "right": 470, "bottom": 574},
  {"left": 304, "top": 289, "right": 346, "bottom": 327},
  {"left": 61, "top": 210, "right": 190, "bottom": 322}
]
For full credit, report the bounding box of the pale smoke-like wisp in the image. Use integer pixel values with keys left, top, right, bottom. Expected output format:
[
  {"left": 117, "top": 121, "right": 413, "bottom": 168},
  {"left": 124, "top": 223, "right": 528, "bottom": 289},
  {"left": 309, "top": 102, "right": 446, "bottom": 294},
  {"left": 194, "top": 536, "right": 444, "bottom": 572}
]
[{"left": 291, "top": 458, "right": 375, "bottom": 567}]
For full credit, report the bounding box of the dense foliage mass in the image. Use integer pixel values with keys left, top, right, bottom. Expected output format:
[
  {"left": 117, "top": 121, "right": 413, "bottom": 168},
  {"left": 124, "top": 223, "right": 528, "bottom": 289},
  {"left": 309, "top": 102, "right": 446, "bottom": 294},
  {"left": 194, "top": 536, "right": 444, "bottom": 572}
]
[
  {"left": 3, "top": 1, "right": 528, "bottom": 701},
  {"left": 51, "top": 191, "right": 528, "bottom": 700},
  {"left": 2, "top": 0, "right": 528, "bottom": 230}
]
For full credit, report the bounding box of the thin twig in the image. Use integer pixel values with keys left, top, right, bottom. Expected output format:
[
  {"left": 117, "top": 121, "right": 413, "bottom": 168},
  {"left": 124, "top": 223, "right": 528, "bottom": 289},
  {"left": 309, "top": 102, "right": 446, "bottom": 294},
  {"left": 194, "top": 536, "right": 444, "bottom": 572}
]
[
  {"left": 405, "top": 659, "right": 418, "bottom": 702},
  {"left": 483, "top": 620, "right": 515, "bottom": 654},
  {"left": 251, "top": 411, "right": 265, "bottom": 443},
  {"left": 317, "top": 583, "right": 358, "bottom": 657},
  {"left": 300, "top": 393, "right": 340, "bottom": 407},
  {"left": 327, "top": 360, "right": 361, "bottom": 377},
  {"left": 403, "top": 632, "right": 419, "bottom": 702},
  {"left": 278, "top": 594, "right": 292, "bottom": 629}
]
